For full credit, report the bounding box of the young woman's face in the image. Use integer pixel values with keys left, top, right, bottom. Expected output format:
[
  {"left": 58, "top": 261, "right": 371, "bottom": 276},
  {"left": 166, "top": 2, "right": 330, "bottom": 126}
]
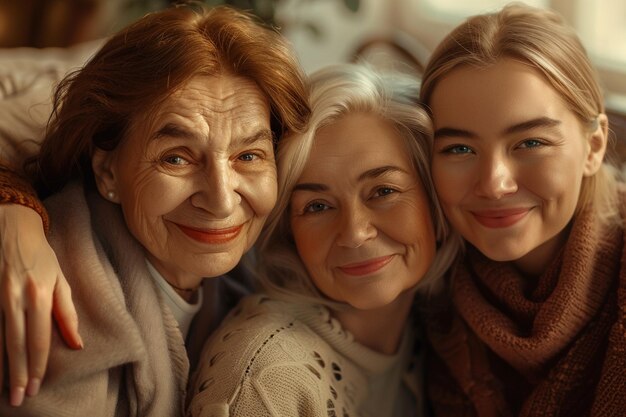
[
  {"left": 97, "top": 75, "right": 277, "bottom": 288},
  {"left": 430, "top": 59, "right": 601, "bottom": 275},
  {"left": 289, "top": 113, "right": 436, "bottom": 310}
]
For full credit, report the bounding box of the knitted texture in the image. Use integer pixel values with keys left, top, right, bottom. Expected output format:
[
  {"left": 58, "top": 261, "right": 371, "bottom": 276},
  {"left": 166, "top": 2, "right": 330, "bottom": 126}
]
[
  {"left": 0, "top": 164, "right": 49, "bottom": 232},
  {"left": 187, "top": 294, "right": 423, "bottom": 417},
  {"left": 0, "top": 183, "right": 187, "bottom": 416},
  {"left": 426, "top": 188, "right": 626, "bottom": 417}
]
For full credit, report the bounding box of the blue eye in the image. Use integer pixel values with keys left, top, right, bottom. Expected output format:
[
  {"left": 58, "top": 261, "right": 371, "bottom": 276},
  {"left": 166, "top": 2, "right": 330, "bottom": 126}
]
[
  {"left": 163, "top": 155, "right": 188, "bottom": 165},
  {"left": 238, "top": 153, "right": 258, "bottom": 162},
  {"left": 304, "top": 202, "right": 330, "bottom": 213},
  {"left": 443, "top": 144, "right": 473, "bottom": 154},
  {"left": 518, "top": 139, "right": 544, "bottom": 149}
]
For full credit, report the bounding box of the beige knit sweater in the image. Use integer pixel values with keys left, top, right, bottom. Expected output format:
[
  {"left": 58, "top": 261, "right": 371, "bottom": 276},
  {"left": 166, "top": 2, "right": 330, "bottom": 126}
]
[{"left": 187, "top": 294, "right": 424, "bottom": 417}]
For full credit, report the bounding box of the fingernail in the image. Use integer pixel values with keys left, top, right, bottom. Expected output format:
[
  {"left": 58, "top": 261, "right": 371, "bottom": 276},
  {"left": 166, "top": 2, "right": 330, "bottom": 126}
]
[
  {"left": 10, "top": 386, "right": 25, "bottom": 407},
  {"left": 26, "top": 378, "right": 41, "bottom": 397},
  {"left": 76, "top": 335, "right": 84, "bottom": 349}
]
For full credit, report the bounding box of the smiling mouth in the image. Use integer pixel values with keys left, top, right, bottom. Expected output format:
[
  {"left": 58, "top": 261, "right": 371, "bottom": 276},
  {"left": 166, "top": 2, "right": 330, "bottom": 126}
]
[
  {"left": 175, "top": 223, "right": 244, "bottom": 244},
  {"left": 471, "top": 208, "right": 531, "bottom": 228},
  {"left": 337, "top": 255, "right": 395, "bottom": 277}
]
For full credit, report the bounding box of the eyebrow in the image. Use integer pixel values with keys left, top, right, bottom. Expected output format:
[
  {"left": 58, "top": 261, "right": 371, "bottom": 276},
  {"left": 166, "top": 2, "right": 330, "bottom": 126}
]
[
  {"left": 434, "top": 117, "right": 562, "bottom": 139},
  {"left": 240, "top": 129, "right": 274, "bottom": 147},
  {"left": 434, "top": 127, "right": 475, "bottom": 140},
  {"left": 503, "top": 117, "right": 561, "bottom": 135},
  {"left": 151, "top": 122, "right": 273, "bottom": 146},
  {"left": 292, "top": 165, "right": 407, "bottom": 192},
  {"left": 152, "top": 123, "right": 197, "bottom": 141}
]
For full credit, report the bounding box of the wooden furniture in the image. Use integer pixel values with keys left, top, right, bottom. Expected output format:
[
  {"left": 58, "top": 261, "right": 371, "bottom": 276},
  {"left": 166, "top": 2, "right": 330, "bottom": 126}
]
[{"left": 0, "top": 0, "right": 106, "bottom": 48}]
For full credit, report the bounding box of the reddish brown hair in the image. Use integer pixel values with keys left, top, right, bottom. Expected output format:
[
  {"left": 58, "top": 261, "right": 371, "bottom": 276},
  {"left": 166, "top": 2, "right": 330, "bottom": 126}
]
[{"left": 29, "top": 5, "right": 310, "bottom": 196}]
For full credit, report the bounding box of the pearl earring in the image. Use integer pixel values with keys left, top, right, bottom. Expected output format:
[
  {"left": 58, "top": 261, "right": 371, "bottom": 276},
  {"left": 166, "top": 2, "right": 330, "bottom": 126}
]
[{"left": 107, "top": 191, "right": 116, "bottom": 200}]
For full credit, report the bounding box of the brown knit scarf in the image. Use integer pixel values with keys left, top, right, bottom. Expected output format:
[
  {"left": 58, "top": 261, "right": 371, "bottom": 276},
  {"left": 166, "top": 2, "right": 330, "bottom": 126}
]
[{"left": 426, "top": 197, "right": 626, "bottom": 417}]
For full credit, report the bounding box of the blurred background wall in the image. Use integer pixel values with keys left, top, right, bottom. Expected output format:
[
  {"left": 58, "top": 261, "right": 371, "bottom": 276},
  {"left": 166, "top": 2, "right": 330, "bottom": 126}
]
[
  {"left": 0, "top": 0, "right": 624, "bottom": 153},
  {"left": 1, "top": 0, "right": 623, "bottom": 94}
]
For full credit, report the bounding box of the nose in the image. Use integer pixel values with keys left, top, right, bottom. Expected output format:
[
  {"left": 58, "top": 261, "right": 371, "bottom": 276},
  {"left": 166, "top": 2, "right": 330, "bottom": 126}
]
[
  {"left": 190, "top": 162, "right": 241, "bottom": 218},
  {"left": 335, "top": 203, "right": 377, "bottom": 248},
  {"left": 474, "top": 152, "right": 517, "bottom": 199}
]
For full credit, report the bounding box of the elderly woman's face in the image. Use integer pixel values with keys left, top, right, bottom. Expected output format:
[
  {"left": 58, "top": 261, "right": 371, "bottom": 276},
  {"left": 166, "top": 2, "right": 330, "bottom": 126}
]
[
  {"left": 96, "top": 75, "right": 276, "bottom": 288},
  {"left": 289, "top": 112, "right": 436, "bottom": 310}
]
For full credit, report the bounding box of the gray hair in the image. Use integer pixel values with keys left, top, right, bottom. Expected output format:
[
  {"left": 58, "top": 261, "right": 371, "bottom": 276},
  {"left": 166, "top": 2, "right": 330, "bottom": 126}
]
[{"left": 255, "top": 63, "right": 461, "bottom": 308}]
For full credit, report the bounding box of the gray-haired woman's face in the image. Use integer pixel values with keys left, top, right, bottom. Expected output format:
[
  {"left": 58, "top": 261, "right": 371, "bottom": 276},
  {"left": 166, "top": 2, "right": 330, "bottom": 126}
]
[
  {"left": 289, "top": 112, "right": 436, "bottom": 311},
  {"left": 94, "top": 74, "right": 277, "bottom": 289}
]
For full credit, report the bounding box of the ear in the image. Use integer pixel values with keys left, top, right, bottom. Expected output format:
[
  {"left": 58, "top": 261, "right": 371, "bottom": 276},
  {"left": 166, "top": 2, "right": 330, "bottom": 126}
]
[
  {"left": 92, "top": 148, "right": 119, "bottom": 203},
  {"left": 583, "top": 113, "right": 608, "bottom": 177}
]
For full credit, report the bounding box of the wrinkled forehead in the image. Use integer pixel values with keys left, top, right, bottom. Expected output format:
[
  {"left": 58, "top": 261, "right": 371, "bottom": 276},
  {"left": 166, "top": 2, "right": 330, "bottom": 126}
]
[{"left": 127, "top": 74, "right": 271, "bottom": 137}]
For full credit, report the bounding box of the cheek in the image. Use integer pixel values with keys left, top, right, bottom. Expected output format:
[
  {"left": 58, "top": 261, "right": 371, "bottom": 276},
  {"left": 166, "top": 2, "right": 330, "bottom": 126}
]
[
  {"left": 522, "top": 157, "right": 584, "bottom": 203},
  {"left": 407, "top": 212, "right": 436, "bottom": 249},
  {"left": 240, "top": 171, "right": 277, "bottom": 251},
  {"left": 116, "top": 173, "right": 192, "bottom": 250},
  {"left": 431, "top": 161, "right": 462, "bottom": 205},
  {"left": 390, "top": 200, "right": 437, "bottom": 262},
  {"left": 243, "top": 167, "right": 278, "bottom": 217},
  {"left": 292, "top": 220, "right": 326, "bottom": 276},
  {"left": 122, "top": 174, "right": 192, "bottom": 219}
]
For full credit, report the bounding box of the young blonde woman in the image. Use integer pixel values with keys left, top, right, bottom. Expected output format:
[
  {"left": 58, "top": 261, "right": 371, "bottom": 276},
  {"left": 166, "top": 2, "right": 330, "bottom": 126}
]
[
  {"left": 420, "top": 4, "right": 626, "bottom": 416},
  {"left": 187, "top": 64, "right": 460, "bottom": 417}
]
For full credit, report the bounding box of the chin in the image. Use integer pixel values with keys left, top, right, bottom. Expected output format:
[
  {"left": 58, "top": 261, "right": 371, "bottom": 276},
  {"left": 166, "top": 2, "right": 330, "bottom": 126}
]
[
  {"left": 473, "top": 241, "right": 529, "bottom": 262},
  {"left": 202, "top": 264, "right": 239, "bottom": 278},
  {"left": 196, "top": 254, "right": 242, "bottom": 278},
  {"left": 346, "top": 292, "right": 400, "bottom": 311}
]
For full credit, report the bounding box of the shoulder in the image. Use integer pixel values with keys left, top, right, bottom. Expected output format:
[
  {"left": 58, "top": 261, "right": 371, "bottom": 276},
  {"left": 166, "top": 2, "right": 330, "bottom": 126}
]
[
  {"left": 44, "top": 184, "right": 163, "bottom": 394},
  {"left": 189, "top": 294, "right": 313, "bottom": 399},
  {"left": 188, "top": 295, "right": 361, "bottom": 417}
]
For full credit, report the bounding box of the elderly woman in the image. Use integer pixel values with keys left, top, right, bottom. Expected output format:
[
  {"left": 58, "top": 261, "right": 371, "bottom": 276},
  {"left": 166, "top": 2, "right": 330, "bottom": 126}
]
[
  {"left": 0, "top": 4, "right": 309, "bottom": 415},
  {"left": 420, "top": 4, "right": 626, "bottom": 416},
  {"left": 186, "top": 64, "right": 460, "bottom": 417}
]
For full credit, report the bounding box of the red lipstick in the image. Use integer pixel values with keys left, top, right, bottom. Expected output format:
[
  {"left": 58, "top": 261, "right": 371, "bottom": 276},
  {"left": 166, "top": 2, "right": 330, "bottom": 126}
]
[
  {"left": 338, "top": 255, "right": 394, "bottom": 276},
  {"left": 176, "top": 224, "right": 243, "bottom": 244}
]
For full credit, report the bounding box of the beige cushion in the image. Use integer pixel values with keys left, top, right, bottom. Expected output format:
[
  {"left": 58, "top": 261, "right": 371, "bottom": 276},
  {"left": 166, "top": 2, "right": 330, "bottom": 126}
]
[{"left": 0, "top": 39, "right": 104, "bottom": 170}]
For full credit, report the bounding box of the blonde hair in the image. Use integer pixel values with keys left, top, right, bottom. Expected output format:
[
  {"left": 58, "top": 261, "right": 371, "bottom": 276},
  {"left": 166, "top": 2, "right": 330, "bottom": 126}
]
[
  {"left": 420, "top": 3, "right": 621, "bottom": 226},
  {"left": 255, "top": 63, "right": 461, "bottom": 307}
]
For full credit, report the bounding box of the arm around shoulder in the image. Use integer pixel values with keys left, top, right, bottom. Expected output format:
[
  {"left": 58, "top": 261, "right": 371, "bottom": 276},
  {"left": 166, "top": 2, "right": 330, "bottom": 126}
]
[
  {"left": 0, "top": 163, "right": 81, "bottom": 406},
  {"left": 0, "top": 164, "right": 48, "bottom": 230}
]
